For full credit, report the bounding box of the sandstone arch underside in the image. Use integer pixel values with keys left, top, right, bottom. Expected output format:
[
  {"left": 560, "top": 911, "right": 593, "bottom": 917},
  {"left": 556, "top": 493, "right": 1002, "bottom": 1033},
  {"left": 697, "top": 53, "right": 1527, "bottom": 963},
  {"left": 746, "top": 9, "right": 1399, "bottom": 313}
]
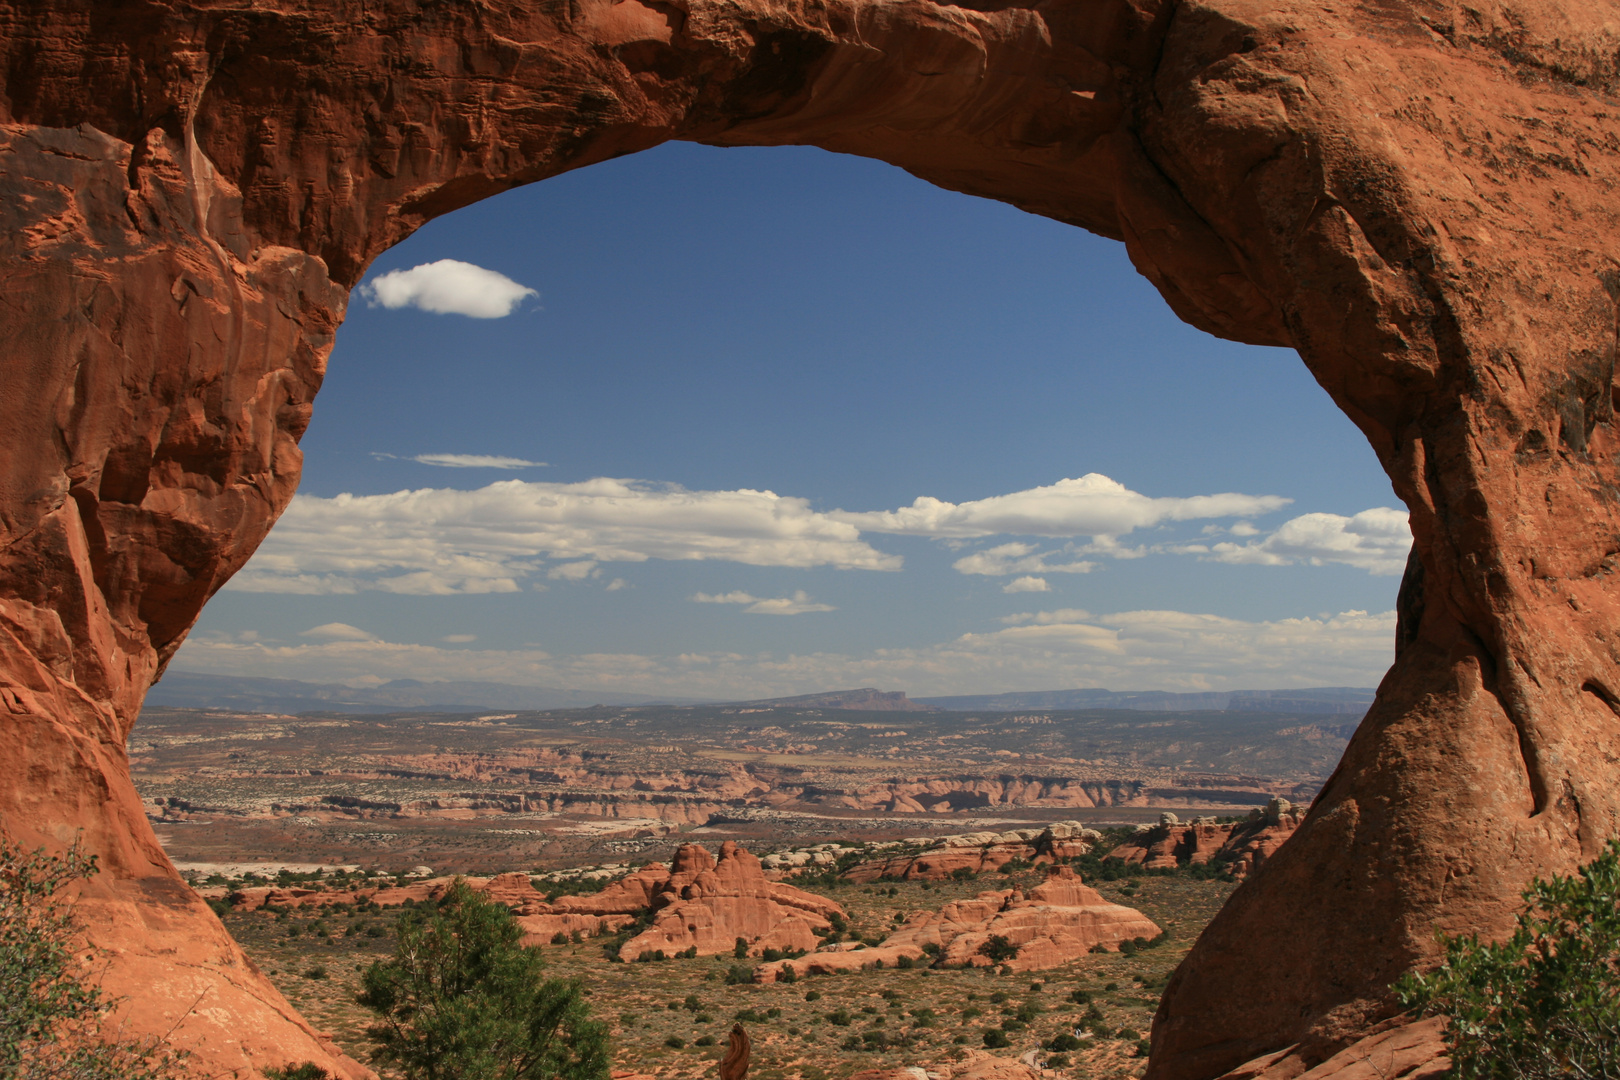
[{"left": 4, "top": 0, "right": 1620, "bottom": 1077}]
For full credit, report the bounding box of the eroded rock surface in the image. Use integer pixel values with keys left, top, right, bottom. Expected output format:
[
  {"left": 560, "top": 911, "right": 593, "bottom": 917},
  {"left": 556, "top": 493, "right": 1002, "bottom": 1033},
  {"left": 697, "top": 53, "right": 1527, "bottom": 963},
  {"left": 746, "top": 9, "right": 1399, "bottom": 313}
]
[
  {"left": 1108, "top": 802, "right": 1305, "bottom": 878},
  {"left": 756, "top": 866, "right": 1159, "bottom": 980},
  {"left": 5, "top": 1, "right": 1620, "bottom": 1077}
]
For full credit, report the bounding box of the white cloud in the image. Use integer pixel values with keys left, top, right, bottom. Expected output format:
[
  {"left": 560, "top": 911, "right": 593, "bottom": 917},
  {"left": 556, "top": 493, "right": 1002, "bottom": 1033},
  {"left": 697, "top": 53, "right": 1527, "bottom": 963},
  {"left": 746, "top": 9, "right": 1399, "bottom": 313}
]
[
  {"left": 413, "top": 454, "right": 547, "bottom": 469},
  {"left": 174, "top": 607, "right": 1395, "bottom": 697},
  {"left": 1002, "top": 576, "right": 1050, "bottom": 593},
  {"left": 692, "top": 590, "right": 836, "bottom": 615},
  {"left": 299, "top": 622, "right": 377, "bottom": 641},
  {"left": 228, "top": 478, "right": 900, "bottom": 595},
  {"left": 952, "top": 543, "right": 1096, "bottom": 577},
  {"left": 999, "top": 608, "right": 1092, "bottom": 625},
  {"left": 1193, "top": 508, "right": 1411, "bottom": 575},
  {"left": 442, "top": 634, "right": 477, "bottom": 643},
  {"left": 835, "top": 474, "right": 1289, "bottom": 539},
  {"left": 604, "top": 579, "right": 629, "bottom": 592},
  {"left": 547, "top": 561, "right": 600, "bottom": 581},
  {"left": 360, "top": 260, "right": 537, "bottom": 318}
]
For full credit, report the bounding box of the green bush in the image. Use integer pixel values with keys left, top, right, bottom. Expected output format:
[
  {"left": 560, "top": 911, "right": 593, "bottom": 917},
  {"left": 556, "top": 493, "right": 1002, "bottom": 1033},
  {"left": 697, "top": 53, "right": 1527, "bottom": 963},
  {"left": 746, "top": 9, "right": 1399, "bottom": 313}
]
[
  {"left": 0, "top": 837, "right": 187, "bottom": 1080},
  {"left": 982, "top": 1029, "right": 1011, "bottom": 1048},
  {"left": 265, "top": 1066, "right": 330, "bottom": 1080},
  {"left": 358, "top": 879, "right": 609, "bottom": 1080},
  {"left": 694, "top": 1035, "right": 716, "bottom": 1047},
  {"left": 1397, "top": 839, "right": 1620, "bottom": 1079},
  {"left": 664, "top": 1036, "right": 685, "bottom": 1050}
]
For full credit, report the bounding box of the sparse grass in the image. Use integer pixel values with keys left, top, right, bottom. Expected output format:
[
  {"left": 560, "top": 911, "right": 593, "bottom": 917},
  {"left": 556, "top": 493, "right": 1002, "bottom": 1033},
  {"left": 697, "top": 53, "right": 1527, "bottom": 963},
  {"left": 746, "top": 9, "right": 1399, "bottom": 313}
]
[{"left": 225, "top": 867, "right": 1234, "bottom": 1079}]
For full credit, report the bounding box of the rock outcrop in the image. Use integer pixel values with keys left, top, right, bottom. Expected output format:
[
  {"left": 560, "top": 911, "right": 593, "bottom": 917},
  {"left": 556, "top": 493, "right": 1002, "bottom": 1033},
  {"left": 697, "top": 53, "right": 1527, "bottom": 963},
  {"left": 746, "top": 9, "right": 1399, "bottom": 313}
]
[
  {"left": 756, "top": 866, "right": 1158, "bottom": 980},
  {"left": 843, "top": 823, "right": 1099, "bottom": 883},
  {"left": 5, "top": 2, "right": 1620, "bottom": 1078},
  {"left": 612, "top": 842, "right": 845, "bottom": 961},
  {"left": 1107, "top": 802, "right": 1304, "bottom": 878}
]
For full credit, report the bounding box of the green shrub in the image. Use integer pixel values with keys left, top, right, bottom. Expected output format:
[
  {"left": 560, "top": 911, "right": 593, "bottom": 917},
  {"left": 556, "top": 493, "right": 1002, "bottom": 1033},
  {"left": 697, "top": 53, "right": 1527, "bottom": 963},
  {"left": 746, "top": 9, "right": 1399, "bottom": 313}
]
[
  {"left": 733, "top": 937, "right": 749, "bottom": 959},
  {"left": 827, "top": 1008, "right": 853, "bottom": 1026},
  {"left": 358, "top": 879, "right": 609, "bottom": 1080},
  {"left": 1397, "top": 839, "right": 1620, "bottom": 1079},
  {"left": 0, "top": 836, "right": 187, "bottom": 1080},
  {"left": 265, "top": 1066, "right": 330, "bottom": 1080},
  {"left": 804, "top": 990, "right": 822, "bottom": 1002},
  {"left": 982, "top": 1029, "right": 1011, "bottom": 1048},
  {"left": 664, "top": 1036, "right": 685, "bottom": 1049},
  {"left": 723, "top": 964, "right": 754, "bottom": 986},
  {"left": 694, "top": 1035, "right": 716, "bottom": 1047}
]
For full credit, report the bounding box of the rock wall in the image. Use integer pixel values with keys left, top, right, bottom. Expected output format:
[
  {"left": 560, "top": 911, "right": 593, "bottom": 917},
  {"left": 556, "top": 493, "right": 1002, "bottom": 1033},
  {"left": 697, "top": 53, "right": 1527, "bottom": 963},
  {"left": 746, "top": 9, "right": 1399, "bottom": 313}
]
[{"left": 5, "top": 2, "right": 1620, "bottom": 1078}]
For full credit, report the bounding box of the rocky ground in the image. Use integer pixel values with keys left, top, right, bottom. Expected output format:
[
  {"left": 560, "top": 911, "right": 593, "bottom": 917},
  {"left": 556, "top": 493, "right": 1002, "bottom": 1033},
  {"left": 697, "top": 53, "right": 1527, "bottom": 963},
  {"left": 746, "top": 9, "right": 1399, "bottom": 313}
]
[{"left": 222, "top": 863, "right": 1234, "bottom": 1080}]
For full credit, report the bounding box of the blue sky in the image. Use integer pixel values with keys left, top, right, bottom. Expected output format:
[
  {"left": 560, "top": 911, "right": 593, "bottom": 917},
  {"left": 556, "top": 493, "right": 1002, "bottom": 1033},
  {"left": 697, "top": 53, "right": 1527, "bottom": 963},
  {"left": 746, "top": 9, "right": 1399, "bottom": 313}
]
[{"left": 171, "top": 143, "right": 1408, "bottom": 698}]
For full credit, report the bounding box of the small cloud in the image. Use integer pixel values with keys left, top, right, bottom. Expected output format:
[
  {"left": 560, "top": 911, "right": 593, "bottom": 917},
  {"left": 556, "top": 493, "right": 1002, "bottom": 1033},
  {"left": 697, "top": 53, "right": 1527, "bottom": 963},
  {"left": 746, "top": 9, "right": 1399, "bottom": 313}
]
[
  {"left": 360, "top": 259, "right": 537, "bottom": 318},
  {"left": 412, "top": 454, "right": 547, "bottom": 469},
  {"left": 998, "top": 608, "right": 1093, "bottom": 626},
  {"left": 691, "top": 590, "right": 836, "bottom": 615},
  {"left": 1230, "top": 521, "right": 1260, "bottom": 537},
  {"left": 744, "top": 591, "right": 837, "bottom": 616},
  {"left": 441, "top": 634, "right": 477, "bottom": 644},
  {"left": 547, "top": 561, "right": 600, "bottom": 581},
  {"left": 1002, "top": 576, "right": 1050, "bottom": 593},
  {"left": 692, "top": 591, "right": 761, "bottom": 605},
  {"left": 952, "top": 542, "right": 1096, "bottom": 577},
  {"left": 236, "top": 630, "right": 260, "bottom": 642},
  {"left": 604, "top": 578, "right": 629, "bottom": 591},
  {"left": 299, "top": 622, "right": 377, "bottom": 641}
]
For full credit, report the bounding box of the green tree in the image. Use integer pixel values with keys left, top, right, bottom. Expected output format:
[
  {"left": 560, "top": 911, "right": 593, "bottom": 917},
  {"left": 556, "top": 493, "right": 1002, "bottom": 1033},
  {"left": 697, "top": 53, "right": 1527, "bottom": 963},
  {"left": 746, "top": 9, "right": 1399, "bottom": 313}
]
[
  {"left": 358, "top": 879, "right": 610, "bottom": 1080},
  {"left": 1397, "top": 838, "right": 1620, "bottom": 1079},
  {"left": 0, "top": 835, "right": 186, "bottom": 1080}
]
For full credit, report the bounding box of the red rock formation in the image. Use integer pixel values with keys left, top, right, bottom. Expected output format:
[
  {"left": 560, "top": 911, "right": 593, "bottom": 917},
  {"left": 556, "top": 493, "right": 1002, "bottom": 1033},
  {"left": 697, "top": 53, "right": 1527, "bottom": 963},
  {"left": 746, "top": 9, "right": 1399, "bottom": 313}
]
[
  {"left": 1110, "top": 818, "right": 1235, "bottom": 871},
  {"left": 757, "top": 866, "right": 1157, "bottom": 980},
  {"left": 1107, "top": 803, "right": 1304, "bottom": 878},
  {"left": 5, "top": 2, "right": 1620, "bottom": 1078},
  {"left": 618, "top": 841, "right": 845, "bottom": 960}
]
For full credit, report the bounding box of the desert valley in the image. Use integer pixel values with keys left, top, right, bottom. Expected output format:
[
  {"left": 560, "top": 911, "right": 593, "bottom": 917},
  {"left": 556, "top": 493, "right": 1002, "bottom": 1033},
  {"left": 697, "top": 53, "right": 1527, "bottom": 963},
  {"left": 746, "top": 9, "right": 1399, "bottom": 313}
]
[{"left": 133, "top": 687, "right": 1334, "bottom": 1079}]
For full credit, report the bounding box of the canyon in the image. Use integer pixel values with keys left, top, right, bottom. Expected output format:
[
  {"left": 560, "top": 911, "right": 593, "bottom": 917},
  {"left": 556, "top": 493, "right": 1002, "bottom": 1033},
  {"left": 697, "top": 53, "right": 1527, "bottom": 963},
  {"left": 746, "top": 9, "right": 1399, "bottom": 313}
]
[{"left": 4, "top": 2, "right": 1620, "bottom": 1079}]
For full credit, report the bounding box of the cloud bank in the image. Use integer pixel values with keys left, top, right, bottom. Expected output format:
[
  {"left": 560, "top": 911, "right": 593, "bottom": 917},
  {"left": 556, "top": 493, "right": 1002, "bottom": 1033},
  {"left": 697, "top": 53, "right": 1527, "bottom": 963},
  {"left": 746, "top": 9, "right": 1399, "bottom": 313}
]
[
  {"left": 175, "top": 607, "right": 1396, "bottom": 698},
  {"left": 360, "top": 260, "right": 537, "bottom": 318},
  {"left": 1176, "top": 508, "right": 1411, "bottom": 575},
  {"left": 835, "top": 474, "right": 1290, "bottom": 538},
  {"left": 692, "top": 590, "right": 837, "bottom": 615},
  {"left": 228, "top": 478, "right": 899, "bottom": 595}
]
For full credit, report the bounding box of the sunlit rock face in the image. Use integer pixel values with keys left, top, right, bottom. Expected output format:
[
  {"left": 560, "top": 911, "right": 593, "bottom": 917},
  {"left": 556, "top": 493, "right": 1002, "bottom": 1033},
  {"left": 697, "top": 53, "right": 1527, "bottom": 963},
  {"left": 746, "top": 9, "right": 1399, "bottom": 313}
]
[{"left": 4, "top": 1, "right": 1620, "bottom": 1077}]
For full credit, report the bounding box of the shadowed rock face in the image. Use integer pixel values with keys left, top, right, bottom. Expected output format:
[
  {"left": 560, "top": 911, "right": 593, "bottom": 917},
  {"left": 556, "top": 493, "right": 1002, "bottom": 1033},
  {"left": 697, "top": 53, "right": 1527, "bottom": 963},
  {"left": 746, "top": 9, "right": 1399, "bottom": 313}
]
[{"left": 2, "top": 0, "right": 1619, "bottom": 1077}]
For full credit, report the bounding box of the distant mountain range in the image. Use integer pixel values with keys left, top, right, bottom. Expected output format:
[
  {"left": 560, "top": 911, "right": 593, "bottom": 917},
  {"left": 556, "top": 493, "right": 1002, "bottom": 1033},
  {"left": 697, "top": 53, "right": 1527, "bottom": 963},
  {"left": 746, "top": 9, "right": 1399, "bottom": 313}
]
[
  {"left": 914, "top": 687, "right": 1376, "bottom": 715},
  {"left": 147, "top": 672, "right": 1376, "bottom": 717},
  {"left": 145, "top": 672, "right": 701, "bottom": 713}
]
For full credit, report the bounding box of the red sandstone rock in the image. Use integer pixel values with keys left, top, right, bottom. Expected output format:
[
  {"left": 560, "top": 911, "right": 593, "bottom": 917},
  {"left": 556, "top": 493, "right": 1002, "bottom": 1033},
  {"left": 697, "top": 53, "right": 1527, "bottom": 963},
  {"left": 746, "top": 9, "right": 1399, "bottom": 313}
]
[
  {"left": 618, "top": 842, "right": 844, "bottom": 960},
  {"left": 4, "top": 2, "right": 1620, "bottom": 1077},
  {"left": 757, "top": 866, "right": 1157, "bottom": 980},
  {"left": 1107, "top": 803, "right": 1304, "bottom": 877},
  {"left": 844, "top": 844, "right": 1036, "bottom": 883}
]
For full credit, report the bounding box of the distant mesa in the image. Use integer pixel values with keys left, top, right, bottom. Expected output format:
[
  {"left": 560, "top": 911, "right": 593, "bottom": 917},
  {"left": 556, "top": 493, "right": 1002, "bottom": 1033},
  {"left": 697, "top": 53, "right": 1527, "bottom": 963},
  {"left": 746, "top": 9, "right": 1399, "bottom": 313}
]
[
  {"left": 144, "top": 671, "right": 703, "bottom": 713},
  {"left": 145, "top": 673, "right": 1376, "bottom": 717},
  {"left": 916, "top": 687, "right": 1376, "bottom": 715},
  {"left": 714, "top": 688, "right": 936, "bottom": 712}
]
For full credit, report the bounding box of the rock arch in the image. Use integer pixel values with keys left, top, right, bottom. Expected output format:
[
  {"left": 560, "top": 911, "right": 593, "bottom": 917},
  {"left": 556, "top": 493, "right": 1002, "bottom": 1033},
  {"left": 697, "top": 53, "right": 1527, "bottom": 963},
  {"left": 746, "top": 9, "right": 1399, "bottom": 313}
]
[{"left": 3, "top": 1, "right": 1619, "bottom": 1077}]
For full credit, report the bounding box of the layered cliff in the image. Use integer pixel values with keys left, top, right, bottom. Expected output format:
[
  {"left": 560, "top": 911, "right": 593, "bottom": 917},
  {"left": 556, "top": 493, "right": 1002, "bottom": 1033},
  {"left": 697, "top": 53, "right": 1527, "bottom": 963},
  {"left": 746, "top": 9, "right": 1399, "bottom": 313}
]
[{"left": 5, "top": 2, "right": 1620, "bottom": 1078}]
